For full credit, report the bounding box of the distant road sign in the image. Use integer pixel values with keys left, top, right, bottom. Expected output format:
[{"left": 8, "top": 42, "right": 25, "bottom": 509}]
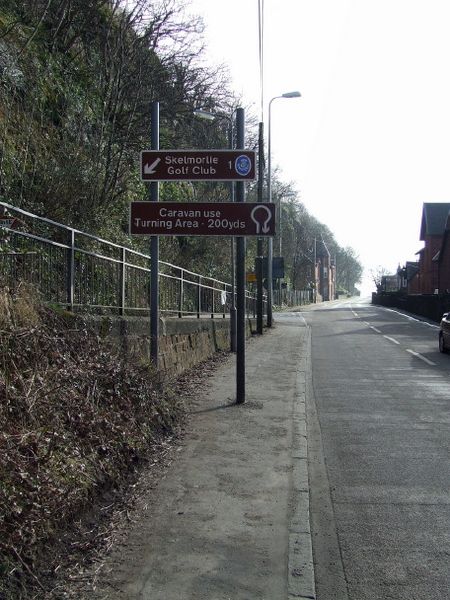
[
  {"left": 262, "top": 256, "right": 285, "bottom": 279},
  {"left": 0, "top": 217, "right": 17, "bottom": 229},
  {"left": 130, "top": 202, "right": 275, "bottom": 236},
  {"left": 141, "top": 150, "right": 256, "bottom": 181}
]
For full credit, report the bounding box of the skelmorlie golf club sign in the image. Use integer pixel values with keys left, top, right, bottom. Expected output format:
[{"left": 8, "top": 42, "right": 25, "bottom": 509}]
[{"left": 141, "top": 150, "right": 256, "bottom": 181}]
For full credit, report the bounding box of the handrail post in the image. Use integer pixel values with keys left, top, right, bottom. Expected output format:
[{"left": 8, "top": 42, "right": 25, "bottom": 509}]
[
  {"left": 67, "top": 229, "right": 75, "bottom": 311},
  {"left": 256, "top": 256, "right": 263, "bottom": 333},
  {"left": 178, "top": 268, "right": 184, "bottom": 318},
  {"left": 119, "top": 247, "right": 126, "bottom": 316},
  {"left": 223, "top": 284, "right": 227, "bottom": 318},
  {"left": 197, "top": 275, "right": 201, "bottom": 318}
]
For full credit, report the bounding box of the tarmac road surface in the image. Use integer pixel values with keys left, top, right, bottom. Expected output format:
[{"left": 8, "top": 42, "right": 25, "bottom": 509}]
[{"left": 294, "top": 297, "right": 450, "bottom": 600}]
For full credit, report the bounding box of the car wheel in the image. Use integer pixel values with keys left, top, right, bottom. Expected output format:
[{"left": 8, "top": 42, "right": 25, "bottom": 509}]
[{"left": 439, "top": 332, "right": 447, "bottom": 353}]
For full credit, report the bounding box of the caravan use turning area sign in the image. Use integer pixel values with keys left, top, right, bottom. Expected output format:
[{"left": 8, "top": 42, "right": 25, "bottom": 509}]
[{"left": 130, "top": 202, "right": 275, "bottom": 236}]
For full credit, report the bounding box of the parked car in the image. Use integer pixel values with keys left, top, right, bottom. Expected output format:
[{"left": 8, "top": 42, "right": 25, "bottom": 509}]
[{"left": 439, "top": 312, "right": 450, "bottom": 352}]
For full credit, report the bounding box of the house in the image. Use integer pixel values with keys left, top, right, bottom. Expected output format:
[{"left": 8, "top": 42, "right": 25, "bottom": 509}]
[
  {"left": 315, "top": 240, "right": 336, "bottom": 301},
  {"left": 437, "top": 213, "right": 450, "bottom": 293},
  {"left": 374, "top": 202, "right": 450, "bottom": 321},
  {"left": 397, "top": 261, "right": 420, "bottom": 294},
  {"left": 416, "top": 203, "right": 450, "bottom": 294},
  {"left": 380, "top": 273, "right": 400, "bottom": 293}
]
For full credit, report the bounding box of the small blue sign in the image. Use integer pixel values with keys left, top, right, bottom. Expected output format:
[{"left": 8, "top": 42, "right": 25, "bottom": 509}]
[{"left": 235, "top": 154, "right": 252, "bottom": 177}]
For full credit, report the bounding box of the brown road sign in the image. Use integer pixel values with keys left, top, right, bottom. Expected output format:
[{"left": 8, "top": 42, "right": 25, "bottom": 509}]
[
  {"left": 0, "top": 217, "right": 17, "bottom": 229},
  {"left": 130, "top": 202, "right": 275, "bottom": 236},
  {"left": 140, "top": 150, "right": 256, "bottom": 181}
]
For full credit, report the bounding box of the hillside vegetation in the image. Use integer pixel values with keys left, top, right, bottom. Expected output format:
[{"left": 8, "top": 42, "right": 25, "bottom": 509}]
[
  {"left": 0, "top": 284, "right": 185, "bottom": 598},
  {"left": 0, "top": 0, "right": 362, "bottom": 291}
]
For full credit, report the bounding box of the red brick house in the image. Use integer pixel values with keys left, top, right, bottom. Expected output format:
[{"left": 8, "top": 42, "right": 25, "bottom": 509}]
[
  {"left": 375, "top": 203, "right": 450, "bottom": 321},
  {"left": 416, "top": 203, "right": 450, "bottom": 294},
  {"left": 437, "top": 214, "right": 450, "bottom": 293},
  {"left": 405, "top": 261, "right": 421, "bottom": 294},
  {"left": 315, "top": 240, "right": 336, "bottom": 301}
]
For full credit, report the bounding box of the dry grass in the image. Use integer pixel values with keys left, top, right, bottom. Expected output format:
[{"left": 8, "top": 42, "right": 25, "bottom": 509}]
[
  {"left": 0, "top": 285, "right": 185, "bottom": 599},
  {"left": 0, "top": 283, "right": 41, "bottom": 330}
]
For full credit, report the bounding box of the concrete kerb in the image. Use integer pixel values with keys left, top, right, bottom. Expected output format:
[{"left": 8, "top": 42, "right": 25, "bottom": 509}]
[{"left": 287, "top": 326, "right": 316, "bottom": 600}]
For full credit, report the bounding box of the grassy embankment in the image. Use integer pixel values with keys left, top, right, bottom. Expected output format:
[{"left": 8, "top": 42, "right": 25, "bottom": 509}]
[{"left": 0, "top": 284, "right": 185, "bottom": 598}]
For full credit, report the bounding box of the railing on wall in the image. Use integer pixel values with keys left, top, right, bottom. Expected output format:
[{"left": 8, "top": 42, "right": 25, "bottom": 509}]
[
  {"left": 0, "top": 201, "right": 264, "bottom": 318},
  {"left": 273, "top": 288, "right": 313, "bottom": 308}
]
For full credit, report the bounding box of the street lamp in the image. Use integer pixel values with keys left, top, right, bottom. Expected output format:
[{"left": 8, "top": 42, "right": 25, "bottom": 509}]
[
  {"left": 267, "top": 91, "right": 301, "bottom": 322},
  {"left": 193, "top": 108, "right": 237, "bottom": 353},
  {"left": 277, "top": 190, "right": 296, "bottom": 300},
  {"left": 193, "top": 109, "right": 216, "bottom": 122}
]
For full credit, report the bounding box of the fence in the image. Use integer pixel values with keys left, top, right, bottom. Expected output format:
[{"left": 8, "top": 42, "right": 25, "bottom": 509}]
[
  {"left": 373, "top": 291, "right": 450, "bottom": 323},
  {"left": 273, "top": 288, "right": 313, "bottom": 308},
  {"left": 0, "top": 201, "right": 265, "bottom": 318}
]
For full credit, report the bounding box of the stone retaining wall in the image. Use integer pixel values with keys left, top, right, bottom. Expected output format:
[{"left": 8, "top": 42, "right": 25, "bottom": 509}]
[{"left": 86, "top": 316, "right": 256, "bottom": 376}]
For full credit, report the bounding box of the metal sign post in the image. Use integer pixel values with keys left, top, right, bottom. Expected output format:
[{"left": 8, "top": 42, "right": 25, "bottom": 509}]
[
  {"left": 150, "top": 101, "right": 159, "bottom": 367},
  {"left": 235, "top": 108, "right": 246, "bottom": 404},
  {"left": 137, "top": 106, "right": 255, "bottom": 405},
  {"left": 256, "top": 121, "right": 265, "bottom": 335}
]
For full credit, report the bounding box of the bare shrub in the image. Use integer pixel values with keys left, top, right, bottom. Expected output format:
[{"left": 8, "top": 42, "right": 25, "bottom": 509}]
[
  {"left": 0, "top": 287, "right": 184, "bottom": 598},
  {"left": 0, "top": 282, "right": 41, "bottom": 330}
]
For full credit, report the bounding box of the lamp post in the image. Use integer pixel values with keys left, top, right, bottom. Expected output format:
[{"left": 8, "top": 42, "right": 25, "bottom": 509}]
[
  {"left": 267, "top": 91, "right": 301, "bottom": 321},
  {"left": 193, "top": 108, "right": 237, "bottom": 353},
  {"left": 277, "top": 190, "right": 296, "bottom": 302}
]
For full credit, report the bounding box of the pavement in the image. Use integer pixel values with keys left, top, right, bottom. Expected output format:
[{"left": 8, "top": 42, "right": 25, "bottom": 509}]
[{"left": 94, "top": 316, "right": 315, "bottom": 600}]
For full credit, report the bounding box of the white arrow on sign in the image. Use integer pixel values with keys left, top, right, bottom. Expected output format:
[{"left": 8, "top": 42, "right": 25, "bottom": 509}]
[
  {"left": 250, "top": 205, "right": 273, "bottom": 234},
  {"left": 144, "top": 157, "right": 161, "bottom": 175}
]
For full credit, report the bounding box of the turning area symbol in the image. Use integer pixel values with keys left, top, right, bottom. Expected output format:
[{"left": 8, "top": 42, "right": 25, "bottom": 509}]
[{"left": 251, "top": 205, "right": 273, "bottom": 234}]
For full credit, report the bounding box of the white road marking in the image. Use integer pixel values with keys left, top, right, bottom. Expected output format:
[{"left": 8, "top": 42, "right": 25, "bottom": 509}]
[
  {"left": 382, "top": 307, "right": 440, "bottom": 329},
  {"left": 350, "top": 303, "right": 441, "bottom": 363},
  {"left": 298, "top": 314, "right": 308, "bottom": 326},
  {"left": 406, "top": 349, "right": 436, "bottom": 366}
]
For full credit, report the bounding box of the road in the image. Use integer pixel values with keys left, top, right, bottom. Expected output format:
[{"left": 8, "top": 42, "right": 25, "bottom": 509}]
[{"left": 279, "top": 298, "right": 450, "bottom": 600}]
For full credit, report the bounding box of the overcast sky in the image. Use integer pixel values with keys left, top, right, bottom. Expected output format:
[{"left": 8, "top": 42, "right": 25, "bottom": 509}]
[{"left": 187, "top": 0, "right": 450, "bottom": 293}]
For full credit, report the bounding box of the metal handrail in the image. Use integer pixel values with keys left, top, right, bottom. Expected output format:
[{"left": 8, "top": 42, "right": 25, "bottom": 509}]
[{"left": 0, "top": 200, "right": 264, "bottom": 317}]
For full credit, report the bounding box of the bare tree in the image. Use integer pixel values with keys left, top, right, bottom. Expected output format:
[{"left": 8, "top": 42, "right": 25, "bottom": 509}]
[{"left": 370, "top": 265, "right": 392, "bottom": 292}]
